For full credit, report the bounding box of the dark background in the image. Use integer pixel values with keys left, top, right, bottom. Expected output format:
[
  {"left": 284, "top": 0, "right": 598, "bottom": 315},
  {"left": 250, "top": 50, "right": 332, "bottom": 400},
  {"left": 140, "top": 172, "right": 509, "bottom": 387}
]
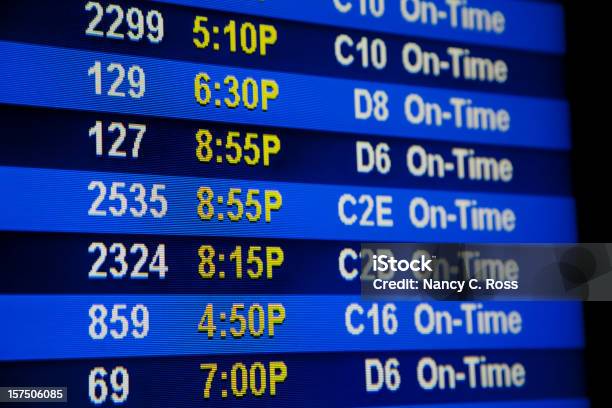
[{"left": 564, "top": 1, "right": 611, "bottom": 406}]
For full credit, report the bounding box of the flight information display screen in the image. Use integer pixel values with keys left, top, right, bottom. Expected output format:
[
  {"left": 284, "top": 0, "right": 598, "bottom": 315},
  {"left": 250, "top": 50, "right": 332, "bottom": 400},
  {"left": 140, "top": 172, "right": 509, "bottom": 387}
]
[{"left": 0, "top": 0, "right": 586, "bottom": 407}]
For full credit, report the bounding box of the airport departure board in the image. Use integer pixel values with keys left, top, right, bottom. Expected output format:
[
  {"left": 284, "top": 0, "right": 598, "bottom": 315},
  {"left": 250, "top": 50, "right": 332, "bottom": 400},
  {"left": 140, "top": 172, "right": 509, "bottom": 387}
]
[{"left": 0, "top": 1, "right": 587, "bottom": 407}]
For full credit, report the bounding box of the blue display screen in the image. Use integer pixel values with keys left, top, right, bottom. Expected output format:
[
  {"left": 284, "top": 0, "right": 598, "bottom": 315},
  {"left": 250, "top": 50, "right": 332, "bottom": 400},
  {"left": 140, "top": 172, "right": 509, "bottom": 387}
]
[{"left": 0, "top": 1, "right": 586, "bottom": 407}]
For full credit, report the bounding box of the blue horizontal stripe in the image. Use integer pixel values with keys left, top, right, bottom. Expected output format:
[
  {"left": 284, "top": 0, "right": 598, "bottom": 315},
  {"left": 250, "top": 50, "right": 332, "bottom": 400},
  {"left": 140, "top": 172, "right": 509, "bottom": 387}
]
[
  {"left": 379, "top": 399, "right": 589, "bottom": 408},
  {"left": 0, "top": 0, "right": 565, "bottom": 98},
  {"left": 0, "top": 166, "right": 577, "bottom": 242},
  {"left": 0, "top": 41, "right": 570, "bottom": 149},
  {"left": 0, "top": 295, "right": 584, "bottom": 360}
]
